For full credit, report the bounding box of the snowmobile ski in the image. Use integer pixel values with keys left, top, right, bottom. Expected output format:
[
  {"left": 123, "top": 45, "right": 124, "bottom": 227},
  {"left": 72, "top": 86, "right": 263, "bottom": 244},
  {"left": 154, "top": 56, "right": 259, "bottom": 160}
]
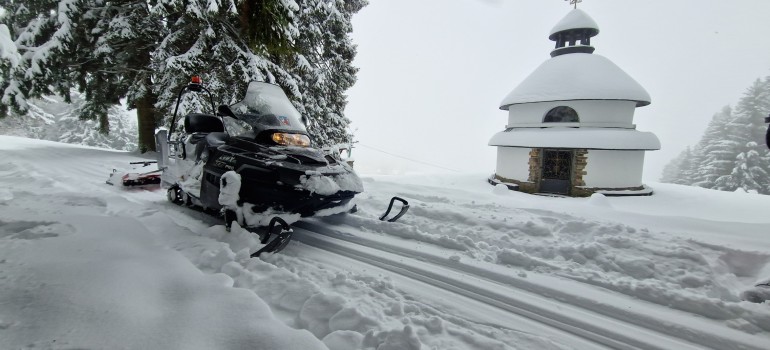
[
  {"left": 379, "top": 197, "right": 410, "bottom": 222},
  {"left": 251, "top": 217, "right": 294, "bottom": 257}
]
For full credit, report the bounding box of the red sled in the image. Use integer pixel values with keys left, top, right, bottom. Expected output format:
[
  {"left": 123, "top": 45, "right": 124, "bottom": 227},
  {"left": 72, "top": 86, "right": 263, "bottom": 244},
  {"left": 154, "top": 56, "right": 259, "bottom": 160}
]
[{"left": 106, "top": 161, "right": 162, "bottom": 187}]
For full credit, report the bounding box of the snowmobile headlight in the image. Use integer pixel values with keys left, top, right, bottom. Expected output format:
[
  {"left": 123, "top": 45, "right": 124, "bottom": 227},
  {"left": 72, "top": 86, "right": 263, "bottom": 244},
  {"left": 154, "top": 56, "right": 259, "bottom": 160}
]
[{"left": 272, "top": 133, "right": 311, "bottom": 147}]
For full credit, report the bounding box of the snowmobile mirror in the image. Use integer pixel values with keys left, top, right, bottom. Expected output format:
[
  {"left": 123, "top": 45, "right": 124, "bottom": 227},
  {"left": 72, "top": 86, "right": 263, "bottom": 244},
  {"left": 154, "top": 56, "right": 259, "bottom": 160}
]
[{"left": 218, "top": 104, "right": 237, "bottom": 119}]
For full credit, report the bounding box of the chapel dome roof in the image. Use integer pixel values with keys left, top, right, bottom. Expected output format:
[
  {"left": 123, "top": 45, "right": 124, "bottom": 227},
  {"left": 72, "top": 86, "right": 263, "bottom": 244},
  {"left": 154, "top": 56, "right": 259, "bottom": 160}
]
[
  {"left": 548, "top": 8, "right": 599, "bottom": 40},
  {"left": 499, "top": 53, "right": 651, "bottom": 109}
]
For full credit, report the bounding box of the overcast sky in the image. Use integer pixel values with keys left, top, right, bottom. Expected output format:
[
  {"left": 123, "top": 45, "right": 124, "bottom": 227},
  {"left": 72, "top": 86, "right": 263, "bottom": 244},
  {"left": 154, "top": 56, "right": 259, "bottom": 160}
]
[{"left": 343, "top": 0, "right": 770, "bottom": 181}]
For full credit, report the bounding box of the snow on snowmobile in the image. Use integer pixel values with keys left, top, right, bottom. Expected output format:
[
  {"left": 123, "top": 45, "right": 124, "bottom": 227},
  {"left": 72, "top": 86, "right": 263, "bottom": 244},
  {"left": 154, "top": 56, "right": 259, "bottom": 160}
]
[{"left": 147, "top": 77, "right": 407, "bottom": 256}]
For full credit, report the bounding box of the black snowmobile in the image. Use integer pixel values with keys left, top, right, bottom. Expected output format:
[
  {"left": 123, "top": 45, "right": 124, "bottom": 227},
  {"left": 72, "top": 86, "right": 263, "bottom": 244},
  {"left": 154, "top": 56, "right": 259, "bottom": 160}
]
[{"left": 149, "top": 77, "right": 407, "bottom": 256}]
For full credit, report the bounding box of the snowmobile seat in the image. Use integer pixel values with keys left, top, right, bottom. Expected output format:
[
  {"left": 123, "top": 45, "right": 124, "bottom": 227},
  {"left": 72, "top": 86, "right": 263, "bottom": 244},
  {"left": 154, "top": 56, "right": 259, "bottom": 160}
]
[
  {"left": 194, "top": 132, "right": 229, "bottom": 162},
  {"left": 184, "top": 113, "right": 224, "bottom": 134}
]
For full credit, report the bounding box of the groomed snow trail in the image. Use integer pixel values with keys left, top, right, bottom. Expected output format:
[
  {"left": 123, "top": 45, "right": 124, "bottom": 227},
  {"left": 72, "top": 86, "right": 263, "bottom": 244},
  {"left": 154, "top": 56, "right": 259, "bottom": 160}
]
[
  {"left": 292, "top": 221, "right": 765, "bottom": 350},
  {"left": 153, "top": 199, "right": 598, "bottom": 349}
]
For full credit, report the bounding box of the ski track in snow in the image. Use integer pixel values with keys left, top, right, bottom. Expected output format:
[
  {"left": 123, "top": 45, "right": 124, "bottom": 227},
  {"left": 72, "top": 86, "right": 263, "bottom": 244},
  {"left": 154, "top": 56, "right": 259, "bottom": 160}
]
[
  {"left": 291, "top": 220, "right": 765, "bottom": 350},
  {"left": 2, "top": 136, "right": 770, "bottom": 349}
]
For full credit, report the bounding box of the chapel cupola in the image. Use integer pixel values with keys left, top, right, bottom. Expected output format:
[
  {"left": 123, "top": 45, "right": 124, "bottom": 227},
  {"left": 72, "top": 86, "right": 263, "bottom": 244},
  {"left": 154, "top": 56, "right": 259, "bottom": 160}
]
[{"left": 548, "top": 9, "right": 599, "bottom": 57}]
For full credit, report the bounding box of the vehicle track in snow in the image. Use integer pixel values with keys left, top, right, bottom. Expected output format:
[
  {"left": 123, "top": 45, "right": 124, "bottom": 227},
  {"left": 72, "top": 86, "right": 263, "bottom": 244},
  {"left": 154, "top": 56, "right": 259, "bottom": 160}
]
[
  {"left": 83, "top": 152, "right": 762, "bottom": 350},
  {"left": 292, "top": 220, "right": 764, "bottom": 350},
  {"left": 106, "top": 176, "right": 766, "bottom": 350}
]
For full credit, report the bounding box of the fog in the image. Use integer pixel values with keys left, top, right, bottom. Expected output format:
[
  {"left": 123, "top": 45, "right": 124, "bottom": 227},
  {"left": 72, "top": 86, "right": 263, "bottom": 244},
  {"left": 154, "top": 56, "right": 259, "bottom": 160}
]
[{"left": 344, "top": 0, "right": 770, "bottom": 181}]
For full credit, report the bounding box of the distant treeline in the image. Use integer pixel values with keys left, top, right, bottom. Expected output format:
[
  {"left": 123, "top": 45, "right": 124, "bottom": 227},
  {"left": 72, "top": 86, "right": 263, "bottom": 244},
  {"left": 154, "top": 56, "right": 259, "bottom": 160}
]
[{"left": 660, "top": 77, "right": 770, "bottom": 194}]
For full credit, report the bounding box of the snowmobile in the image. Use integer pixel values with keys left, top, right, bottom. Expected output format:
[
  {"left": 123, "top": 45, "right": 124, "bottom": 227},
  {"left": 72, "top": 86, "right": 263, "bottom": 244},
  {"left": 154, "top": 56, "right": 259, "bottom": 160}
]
[{"left": 144, "top": 77, "right": 408, "bottom": 256}]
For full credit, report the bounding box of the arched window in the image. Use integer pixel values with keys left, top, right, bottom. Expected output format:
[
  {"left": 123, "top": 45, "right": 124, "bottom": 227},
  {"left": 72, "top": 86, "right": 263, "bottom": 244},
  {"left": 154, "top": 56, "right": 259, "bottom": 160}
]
[{"left": 543, "top": 106, "right": 579, "bottom": 123}]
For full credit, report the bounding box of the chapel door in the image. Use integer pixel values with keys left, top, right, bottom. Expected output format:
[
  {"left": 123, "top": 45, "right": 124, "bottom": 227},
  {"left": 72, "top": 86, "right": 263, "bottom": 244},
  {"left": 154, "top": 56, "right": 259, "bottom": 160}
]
[{"left": 540, "top": 149, "right": 573, "bottom": 195}]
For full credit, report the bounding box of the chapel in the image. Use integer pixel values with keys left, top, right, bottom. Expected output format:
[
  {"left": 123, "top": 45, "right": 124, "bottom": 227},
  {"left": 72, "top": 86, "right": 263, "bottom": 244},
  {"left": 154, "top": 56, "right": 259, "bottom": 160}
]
[{"left": 489, "top": 8, "right": 660, "bottom": 196}]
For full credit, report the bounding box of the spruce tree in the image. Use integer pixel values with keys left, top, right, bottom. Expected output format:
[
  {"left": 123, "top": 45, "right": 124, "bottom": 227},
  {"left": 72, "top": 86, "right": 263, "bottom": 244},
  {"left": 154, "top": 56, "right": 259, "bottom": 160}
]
[
  {"left": 715, "top": 78, "right": 770, "bottom": 193},
  {"left": 1, "top": 0, "right": 162, "bottom": 150},
  {"left": 288, "top": 0, "right": 367, "bottom": 147},
  {"left": 676, "top": 147, "right": 697, "bottom": 185},
  {"left": 77, "top": 1, "right": 162, "bottom": 143},
  {"left": 660, "top": 147, "right": 689, "bottom": 184},
  {"left": 662, "top": 76, "right": 770, "bottom": 193},
  {"left": 738, "top": 78, "right": 770, "bottom": 147},
  {"left": 0, "top": 0, "right": 77, "bottom": 116},
  {"left": 727, "top": 142, "right": 770, "bottom": 193},
  {"left": 151, "top": 0, "right": 299, "bottom": 121},
  {"left": 691, "top": 106, "right": 735, "bottom": 188},
  {"left": 1, "top": 0, "right": 365, "bottom": 152}
]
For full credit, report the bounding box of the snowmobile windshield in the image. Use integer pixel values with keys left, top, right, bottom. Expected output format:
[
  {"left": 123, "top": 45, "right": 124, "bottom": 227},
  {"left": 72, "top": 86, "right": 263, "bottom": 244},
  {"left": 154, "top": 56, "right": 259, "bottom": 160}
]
[{"left": 230, "top": 82, "right": 307, "bottom": 135}]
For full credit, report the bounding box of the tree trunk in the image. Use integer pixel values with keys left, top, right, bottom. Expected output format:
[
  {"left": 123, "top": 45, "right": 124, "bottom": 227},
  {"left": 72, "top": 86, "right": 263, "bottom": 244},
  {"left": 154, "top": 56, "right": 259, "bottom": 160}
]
[{"left": 135, "top": 93, "right": 159, "bottom": 153}]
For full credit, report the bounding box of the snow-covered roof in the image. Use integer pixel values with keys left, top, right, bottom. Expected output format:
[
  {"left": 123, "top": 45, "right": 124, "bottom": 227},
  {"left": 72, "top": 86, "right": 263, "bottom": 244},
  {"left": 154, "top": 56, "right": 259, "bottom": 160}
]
[
  {"left": 499, "top": 53, "right": 651, "bottom": 109},
  {"left": 549, "top": 9, "right": 600, "bottom": 38},
  {"left": 489, "top": 128, "right": 661, "bottom": 150}
]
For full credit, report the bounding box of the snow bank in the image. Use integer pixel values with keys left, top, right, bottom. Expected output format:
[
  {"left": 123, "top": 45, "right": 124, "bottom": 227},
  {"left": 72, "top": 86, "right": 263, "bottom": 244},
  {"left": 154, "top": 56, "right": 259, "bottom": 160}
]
[
  {"left": 0, "top": 212, "right": 325, "bottom": 350},
  {"left": 0, "top": 136, "right": 329, "bottom": 349}
]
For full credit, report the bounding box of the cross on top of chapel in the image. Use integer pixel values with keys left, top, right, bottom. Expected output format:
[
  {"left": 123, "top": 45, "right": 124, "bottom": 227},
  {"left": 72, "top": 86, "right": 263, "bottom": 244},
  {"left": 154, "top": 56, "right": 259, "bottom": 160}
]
[{"left": 565, "top": 0, "right": 583, "bottom": 9}]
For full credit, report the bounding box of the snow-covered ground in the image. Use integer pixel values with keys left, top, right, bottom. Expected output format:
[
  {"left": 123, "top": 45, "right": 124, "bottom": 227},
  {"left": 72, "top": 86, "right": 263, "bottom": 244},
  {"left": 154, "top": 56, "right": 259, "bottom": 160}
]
[{"left": 1, "top": 135, "right": 769, "bottom": 350}]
